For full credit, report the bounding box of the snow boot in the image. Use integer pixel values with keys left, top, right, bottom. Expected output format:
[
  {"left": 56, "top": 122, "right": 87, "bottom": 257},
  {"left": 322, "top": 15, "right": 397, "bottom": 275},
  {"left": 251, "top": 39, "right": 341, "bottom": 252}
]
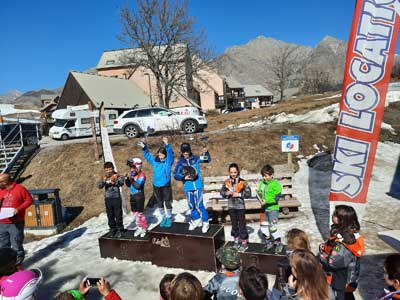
[
  {"left": 188, "top": 218, "right": 202, "bottom": 231},
  {"left": 201, "top": 221, "right": 210, "bottom": 233}
]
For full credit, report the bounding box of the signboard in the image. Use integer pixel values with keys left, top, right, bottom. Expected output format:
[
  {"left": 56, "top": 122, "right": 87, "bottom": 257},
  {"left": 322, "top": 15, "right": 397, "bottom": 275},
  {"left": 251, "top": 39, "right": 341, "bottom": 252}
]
[
  {"left": 281, "top": 135, "right": 299, "bottom": 152},
  {"left": 329, "top": 0, "right": 400, "bottom": 216}
]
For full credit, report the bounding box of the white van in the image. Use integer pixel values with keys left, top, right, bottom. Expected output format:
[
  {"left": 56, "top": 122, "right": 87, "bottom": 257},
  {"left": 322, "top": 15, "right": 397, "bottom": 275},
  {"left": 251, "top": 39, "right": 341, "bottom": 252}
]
[{"left": 49, "top": 105, "right": 118, "bottom": 140}]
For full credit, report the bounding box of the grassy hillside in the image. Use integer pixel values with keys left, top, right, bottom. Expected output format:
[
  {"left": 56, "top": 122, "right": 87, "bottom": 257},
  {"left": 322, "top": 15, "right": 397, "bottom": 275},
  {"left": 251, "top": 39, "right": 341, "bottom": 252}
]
[{"left": 20, "top": 95, "right": 400, "bottom": 231}]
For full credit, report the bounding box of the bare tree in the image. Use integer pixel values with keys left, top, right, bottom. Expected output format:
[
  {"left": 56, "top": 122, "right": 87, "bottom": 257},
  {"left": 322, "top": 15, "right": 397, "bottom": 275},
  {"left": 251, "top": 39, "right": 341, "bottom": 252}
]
[
  {"left": 119, "top": 0, "right": 212, "bottom": 108},
  {"left": 301, "top": 67, "right": 335, "bottom": 94},
  {"left": 266, "top": 44, "right": 300, "bottom": 101}
]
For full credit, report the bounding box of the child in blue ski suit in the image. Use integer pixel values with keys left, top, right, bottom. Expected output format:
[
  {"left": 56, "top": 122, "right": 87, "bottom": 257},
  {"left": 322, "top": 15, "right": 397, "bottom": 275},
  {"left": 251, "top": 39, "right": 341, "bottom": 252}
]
[
  {"left": 138, "top": 136, "right": 174, "bottom": 227},
  {"left": 173, "top": 143, "right": 211, "bottom": 233}
]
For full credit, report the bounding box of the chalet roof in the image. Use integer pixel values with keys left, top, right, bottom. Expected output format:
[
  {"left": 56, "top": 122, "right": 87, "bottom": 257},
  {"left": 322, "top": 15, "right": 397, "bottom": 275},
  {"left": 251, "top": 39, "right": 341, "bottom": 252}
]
[
  {"left": 224, "top": 76, "right": 243, "bottom": 89},
  {"left": 66, "top": 71, "right": 150, "bottom": 108},
  {"left": 96, "top": 44, "right": 188, "bottom": 69},
  {"left": 243, "top": 84, "right": 273, "bottom": 97}
]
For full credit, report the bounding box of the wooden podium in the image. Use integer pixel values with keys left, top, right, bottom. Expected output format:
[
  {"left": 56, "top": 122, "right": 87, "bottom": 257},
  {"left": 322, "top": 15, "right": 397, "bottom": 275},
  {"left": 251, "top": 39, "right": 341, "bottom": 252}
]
[
  {"left": 239, "top": 242, "right": 287, "bottom": 275},
  {"left": 98, "top": 222, "right": 226, "bottom": 272},
  {"left": 149, "top": 222, "right": 225, "bottom": 272},
  {"left": 98, "top": 230, "right": 153, "bottom": 262}
]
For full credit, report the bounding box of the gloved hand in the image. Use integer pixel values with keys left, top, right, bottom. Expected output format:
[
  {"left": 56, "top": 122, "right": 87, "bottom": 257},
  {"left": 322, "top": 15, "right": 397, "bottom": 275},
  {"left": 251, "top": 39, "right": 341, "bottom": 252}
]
[{"left": 137, "top": 141, "right": 146, "bottom": 148}]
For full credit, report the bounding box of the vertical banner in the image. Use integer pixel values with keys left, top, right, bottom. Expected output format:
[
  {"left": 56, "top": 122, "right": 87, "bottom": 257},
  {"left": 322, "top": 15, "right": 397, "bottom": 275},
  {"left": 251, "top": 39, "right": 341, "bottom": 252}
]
[
  {"left": 329, "top": 0, "right": 400, "bottom": 216},
  {"left": 99, "top": 103, "right": 128, "bottom": 214}
]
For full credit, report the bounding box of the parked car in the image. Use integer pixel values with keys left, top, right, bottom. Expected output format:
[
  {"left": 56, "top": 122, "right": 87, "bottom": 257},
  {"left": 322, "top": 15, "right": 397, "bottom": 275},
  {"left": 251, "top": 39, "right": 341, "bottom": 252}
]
[
  {"left": 222, "top": 107, "right": 248, "bottom": 114},
  {"left": 0, "top": 123, "right": 41, "bottom": 146},
  {"left": 113, "top": 107, "right": 207, "bottom": 138},
  {"left": 170, "top": 106, "right": 204, "bottom": 116}
]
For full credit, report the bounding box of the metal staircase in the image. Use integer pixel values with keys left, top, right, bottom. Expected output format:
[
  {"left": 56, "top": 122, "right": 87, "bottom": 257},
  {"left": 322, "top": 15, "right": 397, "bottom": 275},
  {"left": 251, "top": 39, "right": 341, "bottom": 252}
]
[{"left": 0, "top": 124, "right": 39, "bottom": 177}]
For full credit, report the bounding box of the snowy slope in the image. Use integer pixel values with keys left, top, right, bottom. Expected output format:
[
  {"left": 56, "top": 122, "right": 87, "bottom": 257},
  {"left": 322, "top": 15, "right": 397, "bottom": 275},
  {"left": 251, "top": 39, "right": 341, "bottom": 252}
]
[{"left": 24, "top": 141, "right": 400, "bottom": 300}]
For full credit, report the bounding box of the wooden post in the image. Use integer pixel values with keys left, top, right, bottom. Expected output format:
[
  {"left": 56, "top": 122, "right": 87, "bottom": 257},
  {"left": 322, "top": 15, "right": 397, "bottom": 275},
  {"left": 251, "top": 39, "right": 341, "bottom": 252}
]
[
  {"left": 88, "top": 101, "right": 100, "bottom": 160},
  {"left": 287, "top": 129, "right": 293, "bottom": 172}
]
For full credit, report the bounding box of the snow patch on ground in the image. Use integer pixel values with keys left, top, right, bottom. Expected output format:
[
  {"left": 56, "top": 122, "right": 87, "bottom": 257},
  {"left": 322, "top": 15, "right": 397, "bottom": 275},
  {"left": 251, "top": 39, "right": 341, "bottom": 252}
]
[
  {"left": 24, "top": 142, "right": 400, "bottom": 300},
  {"left": 313, "top": 93, "right": 341, "bottom": 101}
]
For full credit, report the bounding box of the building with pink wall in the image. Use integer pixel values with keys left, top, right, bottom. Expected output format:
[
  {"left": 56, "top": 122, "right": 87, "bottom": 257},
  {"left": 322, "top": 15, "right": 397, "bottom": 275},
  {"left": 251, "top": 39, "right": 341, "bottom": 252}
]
[{"left": 96, "top": 47, "right": 225, "bottom": 111}]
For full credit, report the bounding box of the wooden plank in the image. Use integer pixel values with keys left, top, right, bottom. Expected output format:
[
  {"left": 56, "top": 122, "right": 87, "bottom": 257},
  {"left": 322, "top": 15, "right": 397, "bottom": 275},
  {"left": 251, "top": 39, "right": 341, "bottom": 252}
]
[
  {"left": 203, "top": 186, "right": 293, "bottom": 196},
  {"left": 204, "top": 174, "right": 293, "bottom": 184}
]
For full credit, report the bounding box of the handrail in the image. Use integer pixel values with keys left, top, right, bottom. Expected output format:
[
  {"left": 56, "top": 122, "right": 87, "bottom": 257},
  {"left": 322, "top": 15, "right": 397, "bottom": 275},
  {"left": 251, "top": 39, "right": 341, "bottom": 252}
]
[{"left": 0, "top": 124, "right": 24, "bottom": 173}]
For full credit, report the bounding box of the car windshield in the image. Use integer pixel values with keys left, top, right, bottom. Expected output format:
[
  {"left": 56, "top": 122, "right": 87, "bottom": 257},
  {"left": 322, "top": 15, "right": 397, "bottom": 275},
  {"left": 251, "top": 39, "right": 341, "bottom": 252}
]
[{"left": 54, "top": 119, "right": 68, "bottom": 127}]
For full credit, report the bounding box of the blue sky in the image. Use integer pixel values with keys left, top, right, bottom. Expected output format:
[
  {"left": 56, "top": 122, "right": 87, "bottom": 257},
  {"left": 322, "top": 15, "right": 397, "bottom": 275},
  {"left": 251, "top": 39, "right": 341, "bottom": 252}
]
[{"left": 0, "top": 0, "right": 358, "bottom": 95}]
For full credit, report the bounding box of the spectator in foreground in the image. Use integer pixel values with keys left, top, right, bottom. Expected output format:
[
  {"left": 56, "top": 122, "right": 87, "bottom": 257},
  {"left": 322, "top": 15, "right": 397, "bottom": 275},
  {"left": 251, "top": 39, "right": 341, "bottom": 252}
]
[
  {"left": 170, "top": 272, "right": 203, "bottom": 300},
  {"left": 0, "top": 247, "right": 43, "bottom": 299},
  {"left": 278, "top": 249, "right": 329, "bottom": 300},
  {"left": 160, "top": 273, "right": 176, "bottom": 300},
  {"left": 204, "top": 245, "right": 241, "bottom": 299},
  {"left": 239, "top": 266, "right": 270, "bottom": 300},
  {"left": 273, "top": 228, "right": 311, "bottom": 293},
  {"left": 56, "top": 278, "right": 121, "bottom": 300},
  {"left": 379, "top": 253, "right": 400, "bottom": 300},
  {"left": 0, "top": 173, "right": 33, "bottom": 265}
]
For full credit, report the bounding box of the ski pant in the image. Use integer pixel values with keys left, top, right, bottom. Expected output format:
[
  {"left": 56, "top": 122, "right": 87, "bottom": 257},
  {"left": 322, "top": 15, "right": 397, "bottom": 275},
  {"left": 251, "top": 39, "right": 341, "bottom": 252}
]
[
  {"left": 186, "top": 189, "right": 208, "bottom": 222},
  {"left": 260, "top": 209, "right": 280, "bottom": 240},
  {"left": 105, "top": 197, "right": 124, "bottom": 231},
  {"left": 130, "top": 192, "right": 145, "bottom": 213},
  {"left": 153, "top": 183, "right": 172, "bottom": 217},
  {"left": 229, "top": 209, "right": 248, "bottom": 240},
  {"left": 0, "top": 222, "right": 25, "bottom": 264}
]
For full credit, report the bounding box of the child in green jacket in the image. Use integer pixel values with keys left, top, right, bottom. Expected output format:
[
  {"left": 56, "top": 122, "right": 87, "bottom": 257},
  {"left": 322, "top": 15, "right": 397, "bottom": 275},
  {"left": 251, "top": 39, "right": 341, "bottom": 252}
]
[{"left": 257, "top": 164, "right": 283, "bottom": 252}]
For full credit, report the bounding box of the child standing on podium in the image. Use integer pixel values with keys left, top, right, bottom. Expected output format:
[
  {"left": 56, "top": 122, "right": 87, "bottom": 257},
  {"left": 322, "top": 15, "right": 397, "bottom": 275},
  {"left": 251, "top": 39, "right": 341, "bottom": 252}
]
[
  {"left": 220, "top": 163, "right": 251, "bottom": 251},
  {"left": 258, "top": 164, "right": 283, "bottom": 252},
  {"left": 138, "top": 136, "right": 174, "bottom": 228}
]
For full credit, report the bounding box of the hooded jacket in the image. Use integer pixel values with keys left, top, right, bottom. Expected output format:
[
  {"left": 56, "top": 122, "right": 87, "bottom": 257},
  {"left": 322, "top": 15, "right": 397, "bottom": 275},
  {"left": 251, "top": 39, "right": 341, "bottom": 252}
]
[
  {"left": 203, "top": 270, "right": 240, "bottom": 300},
  {"left": 173, "top": 151, "right": 211, "bottom": 192},
  {"left": 142, "top": 143, "right": 174, "bottom": 187},
  {"left": 319, "top": 232, "right": 365, "bottom": 292},
  {"left": 220, "top": 177, "right": 251, "bottom": 210},
  {"left": 257, "top": 179, "right": 282, "bottom": 211}
]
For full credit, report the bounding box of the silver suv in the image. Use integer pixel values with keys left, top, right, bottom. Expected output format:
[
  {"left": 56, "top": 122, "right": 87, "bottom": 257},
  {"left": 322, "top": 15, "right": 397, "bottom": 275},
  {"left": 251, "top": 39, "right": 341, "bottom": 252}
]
[{"left": 113, "top": 107, "right": 207, "bottom": 138}]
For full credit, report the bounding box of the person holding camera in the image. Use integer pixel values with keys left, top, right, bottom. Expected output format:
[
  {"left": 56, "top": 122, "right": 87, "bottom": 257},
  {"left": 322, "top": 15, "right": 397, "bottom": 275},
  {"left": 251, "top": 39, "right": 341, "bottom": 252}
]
[
  {"left": 125, "top": 157, "right": 147, "bottom": 237},
  {"left": 55, "top": 278, "right": 121, "bottom": 300},
  {"left": 173, "top": 142, "right": 211, "bottom": 233}
]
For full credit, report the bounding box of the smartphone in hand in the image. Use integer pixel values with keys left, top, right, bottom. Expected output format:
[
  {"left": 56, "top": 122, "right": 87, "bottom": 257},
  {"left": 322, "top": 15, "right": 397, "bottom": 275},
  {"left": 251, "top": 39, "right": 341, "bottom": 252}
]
[{"left": 86, "top": 277, "right": 101, "bottom": 286}]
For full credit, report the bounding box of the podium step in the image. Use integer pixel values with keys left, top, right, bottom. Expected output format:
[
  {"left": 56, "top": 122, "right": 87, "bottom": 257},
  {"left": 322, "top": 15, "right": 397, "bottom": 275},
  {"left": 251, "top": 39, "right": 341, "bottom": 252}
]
[
  {"left": 238, "top": 241, "right": 287, "bottom": 275},
  {"left": 149, "top": 222, "right": 225, "bottom": 272},
  {"left": 98, "top": 222, "right": 226, "bottom": 272},
  {"left": 98, "top": 230, "right": 153, "bottom": 262}
]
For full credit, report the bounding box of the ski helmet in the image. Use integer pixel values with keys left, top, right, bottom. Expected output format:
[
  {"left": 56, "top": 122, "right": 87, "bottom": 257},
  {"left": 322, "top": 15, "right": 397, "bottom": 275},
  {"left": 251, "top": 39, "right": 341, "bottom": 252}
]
[
  {"left": 127, "top": 158, "right": 142, "bottom": 168},
  {"left": 0, "top": 269, "right": 43, "bottom": 300},
  {"left": 180, "top": 143, "right": 191, "bottom": 153}
]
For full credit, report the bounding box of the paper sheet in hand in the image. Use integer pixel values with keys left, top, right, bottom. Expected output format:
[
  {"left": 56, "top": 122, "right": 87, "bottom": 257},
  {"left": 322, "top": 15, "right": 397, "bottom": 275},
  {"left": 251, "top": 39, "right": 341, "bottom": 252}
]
[{"left": 0, "top": 208, "right": 14, "bottom": 220}]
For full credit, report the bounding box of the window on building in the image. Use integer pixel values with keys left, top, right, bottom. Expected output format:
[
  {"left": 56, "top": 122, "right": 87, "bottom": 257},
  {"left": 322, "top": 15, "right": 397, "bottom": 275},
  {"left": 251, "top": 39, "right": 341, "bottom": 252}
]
[
  {"left": 70, "top": 112, "right": 76, "bottom": 117},
  {"left": 108, "top": 114, "right": 117, "bottom": 120},
  {"left": 96, "top": 117, "right": 100, "bottom": 123},
  {"left": 106, "top": 60, "right": 115, "bottom": 65}
]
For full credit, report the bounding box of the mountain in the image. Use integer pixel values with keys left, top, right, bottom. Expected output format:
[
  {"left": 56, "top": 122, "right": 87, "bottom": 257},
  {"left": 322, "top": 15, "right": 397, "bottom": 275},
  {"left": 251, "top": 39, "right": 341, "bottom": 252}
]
[
  {"left": 215, "top": 35, "right": 347, "bottom": 96},
  {"left": 0, "top": 90, "right": 23, "bottom": 103},
  {"left": 13, "top": 87, "right": 63, "bottom": 107}
]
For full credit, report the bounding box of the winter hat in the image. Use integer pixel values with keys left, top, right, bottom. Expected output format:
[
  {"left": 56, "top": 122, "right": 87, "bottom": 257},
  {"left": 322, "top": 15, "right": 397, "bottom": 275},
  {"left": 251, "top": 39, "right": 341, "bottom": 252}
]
[
  {"left": 157, "top": 146, "right": 167, "bottom": 156},
  {"left": 180, "top": 143, "right": 191, "bottom": 153},
  {"left": 0, "top": 269, "right": 43, "bottom": 300},
  {"left": 127, "top": 157, "right": 143, "bottom": 167},
  {"left": 216, "top": 245, "right": 240, "bottom": 270}
]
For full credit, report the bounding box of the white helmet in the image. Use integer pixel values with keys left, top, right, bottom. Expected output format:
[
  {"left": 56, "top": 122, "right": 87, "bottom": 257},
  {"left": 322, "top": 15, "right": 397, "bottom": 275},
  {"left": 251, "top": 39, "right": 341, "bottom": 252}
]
[{"left": 0, "top": 269, "right": 43, "bottom": 300}]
